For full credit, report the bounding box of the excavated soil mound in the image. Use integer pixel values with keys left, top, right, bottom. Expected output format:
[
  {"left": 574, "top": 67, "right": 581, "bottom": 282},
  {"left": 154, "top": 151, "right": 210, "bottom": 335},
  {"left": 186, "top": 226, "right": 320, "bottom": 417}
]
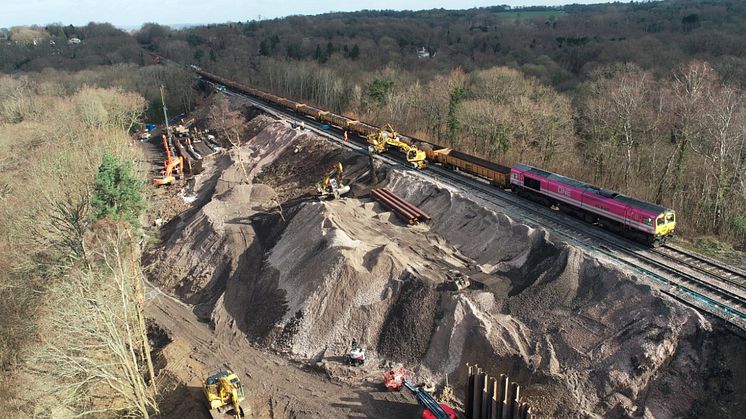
[
  {"left": 385, "top": 171, "right": 745, "bottom": 417},
  {"left": 149, "top": 114, "right": 745, "bottom": 418},
  {"left": 377, "top": 274, "right": 439, "bottom": 364},
  {"left": 147, "top": 122, "right": 305, "bottom": 309}
]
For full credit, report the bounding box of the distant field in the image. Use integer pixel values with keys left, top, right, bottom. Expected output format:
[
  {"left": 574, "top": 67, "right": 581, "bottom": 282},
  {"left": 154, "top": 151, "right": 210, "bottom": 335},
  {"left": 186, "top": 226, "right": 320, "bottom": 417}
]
[{"left": 495, "top": 10, "right": 566, "bottom": 20}]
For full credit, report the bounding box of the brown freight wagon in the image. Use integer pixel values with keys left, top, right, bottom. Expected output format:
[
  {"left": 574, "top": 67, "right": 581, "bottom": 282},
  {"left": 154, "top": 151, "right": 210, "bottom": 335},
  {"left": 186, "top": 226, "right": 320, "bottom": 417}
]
[
  {"left": 276, "top": 97, "right": 298, "bottom": 109},
  {"left": 319, "top": 112, "right": 353, "bottom": 128},
  {"left": 428, "top": 147, "right": 511, "bottom": 188},
  {"left": 298, "top": 104, "right": 324, "bottom": 119},
  {"left": 348, "top": 121, "right": 378, "bottom": 137}
]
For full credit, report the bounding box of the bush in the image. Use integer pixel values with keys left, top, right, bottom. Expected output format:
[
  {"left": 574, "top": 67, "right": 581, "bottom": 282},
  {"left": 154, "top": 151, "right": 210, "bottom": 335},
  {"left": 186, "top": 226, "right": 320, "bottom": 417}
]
[{"left": 91, "top": 152, "right": 145, "bottom": 226}]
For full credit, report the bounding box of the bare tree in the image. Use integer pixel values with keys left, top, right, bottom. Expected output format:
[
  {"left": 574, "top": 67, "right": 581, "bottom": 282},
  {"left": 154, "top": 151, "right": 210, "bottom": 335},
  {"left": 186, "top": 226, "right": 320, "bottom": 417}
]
[
  {"left": 28, "top": 224, "right": 158, "bottom": 418},
  {"left": 207, "top": 96, "right": 250, "bottom": 183},
  {"left": 580, "top": 64, "right": 659, "bottom": 191},
  {"left": 695, "top": 83, "right": 746, "bottom": 233},
  {"left": 655, "top": 61, "right": 713, "bottom": 204}
]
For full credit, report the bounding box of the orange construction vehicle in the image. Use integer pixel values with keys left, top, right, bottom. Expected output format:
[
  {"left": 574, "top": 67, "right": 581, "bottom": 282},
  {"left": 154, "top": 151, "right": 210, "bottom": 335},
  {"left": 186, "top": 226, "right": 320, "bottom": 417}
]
[{"left": 153, "top": 134, "right": 182, "bottom": 186}]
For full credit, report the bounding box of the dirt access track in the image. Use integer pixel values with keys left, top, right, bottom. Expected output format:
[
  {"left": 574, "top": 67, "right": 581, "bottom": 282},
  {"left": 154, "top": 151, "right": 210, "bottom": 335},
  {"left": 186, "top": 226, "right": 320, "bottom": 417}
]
[{"left": 143, "top": 103, "right": 745, "bottom": 418}]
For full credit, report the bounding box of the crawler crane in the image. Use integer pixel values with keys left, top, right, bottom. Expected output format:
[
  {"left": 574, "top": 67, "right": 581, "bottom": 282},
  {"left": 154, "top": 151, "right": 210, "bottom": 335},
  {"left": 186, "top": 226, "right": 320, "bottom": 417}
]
[{"left": 367, "top": 124, "right": 427, "bottom": 169}]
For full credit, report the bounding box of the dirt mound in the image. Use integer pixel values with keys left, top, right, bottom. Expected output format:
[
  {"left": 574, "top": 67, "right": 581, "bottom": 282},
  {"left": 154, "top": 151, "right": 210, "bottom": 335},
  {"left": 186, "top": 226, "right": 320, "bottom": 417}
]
[
  {"left": 148, "top": 114, "right": 745, "bottom": 418},
  {"left": 383, "top": 170, "right": 744, "bottom": 417},
  {"left": 257, "top": 134, "right": 367, "bottom": 203},
  {"left": 377, "top": 274, "right": 439, "bottom": 364},
  {"left": 146, "top": 122, "right": 302, "bottom": 308}
]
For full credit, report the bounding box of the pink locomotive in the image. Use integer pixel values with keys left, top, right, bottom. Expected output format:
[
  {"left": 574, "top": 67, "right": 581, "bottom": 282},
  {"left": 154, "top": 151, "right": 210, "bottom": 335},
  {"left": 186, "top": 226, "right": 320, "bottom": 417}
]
[{"left": 510, "top": 164, "right": 676, "bottom": 246}]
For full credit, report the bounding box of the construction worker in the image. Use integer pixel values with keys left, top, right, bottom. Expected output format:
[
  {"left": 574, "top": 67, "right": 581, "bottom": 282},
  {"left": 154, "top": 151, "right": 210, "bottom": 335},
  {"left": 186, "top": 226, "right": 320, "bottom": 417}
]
[{"left": 344, "top": 130, "right": 349, "bottom": 142}]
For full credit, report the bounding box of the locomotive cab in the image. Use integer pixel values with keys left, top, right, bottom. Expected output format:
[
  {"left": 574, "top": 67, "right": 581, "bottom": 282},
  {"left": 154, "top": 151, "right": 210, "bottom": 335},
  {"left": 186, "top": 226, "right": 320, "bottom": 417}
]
[{"left": 655, "top": 211, "right": 676, "bottom": 238}]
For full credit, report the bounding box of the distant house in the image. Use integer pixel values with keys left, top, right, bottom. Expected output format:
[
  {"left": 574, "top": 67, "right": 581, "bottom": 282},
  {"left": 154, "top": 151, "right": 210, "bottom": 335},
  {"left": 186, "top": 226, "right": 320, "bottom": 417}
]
[
  {"left": 68, "top": 37, "right": 81, "bottom": 44},
  {"left": 416, "top": 47, "right": 430, "bottom": 59}
]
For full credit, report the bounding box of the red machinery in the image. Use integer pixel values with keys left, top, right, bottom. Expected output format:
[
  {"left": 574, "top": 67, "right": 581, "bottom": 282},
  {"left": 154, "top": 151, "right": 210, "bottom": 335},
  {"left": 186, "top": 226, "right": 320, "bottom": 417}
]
[
  {"left": 384, "top": 368, "right": 406, "bottom": 390},
  {"left": 383, "top": 369, "right": 456, "bottom": 419}
]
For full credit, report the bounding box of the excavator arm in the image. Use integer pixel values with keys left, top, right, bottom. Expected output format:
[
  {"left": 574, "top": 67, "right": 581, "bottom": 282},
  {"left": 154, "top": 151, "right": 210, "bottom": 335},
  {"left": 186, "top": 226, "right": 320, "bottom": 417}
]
[
  {"left": 367, "top": 124, "right": 427, "bottom": 169},
  {"left": 311, "top": 162, "right": 349, "bottom": 198}
]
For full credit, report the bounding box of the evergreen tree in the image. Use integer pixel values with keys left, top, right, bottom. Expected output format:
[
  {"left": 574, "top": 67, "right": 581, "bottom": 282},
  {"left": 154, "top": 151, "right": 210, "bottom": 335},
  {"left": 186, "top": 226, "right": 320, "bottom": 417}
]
[
  {"left": 91, "top": 153, "right": 145, "bottom": 227},
  {"left": 367, "top": 78, "right": 394, "bottom": 107},
  {"left": 350, "top": 44, "right": 360, "bottom": 60},
  {"left": 447, "top": 86, "right": 465, "bottom": 146}
]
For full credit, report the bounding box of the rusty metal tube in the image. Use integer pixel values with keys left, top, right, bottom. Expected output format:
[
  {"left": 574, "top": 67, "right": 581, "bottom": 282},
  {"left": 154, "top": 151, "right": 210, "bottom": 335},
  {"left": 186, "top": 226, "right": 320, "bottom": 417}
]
[
  {"left": 371, "top": 189, "right": 417, "bottom": 224},
  {"left": 378, "top": 188, "right": 431, "bottom": 221}
]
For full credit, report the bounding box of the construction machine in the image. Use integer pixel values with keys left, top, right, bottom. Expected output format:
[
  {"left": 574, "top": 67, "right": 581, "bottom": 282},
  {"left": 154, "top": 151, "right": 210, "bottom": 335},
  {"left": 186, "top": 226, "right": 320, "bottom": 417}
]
[
  {"left": 152, "top": 156, "right": 182, "bottom": 186},
  {"left": 310, "top": 162, "right": 350, "bottom": 199},
  {"left": 384, "top": 369, "right": 456, "bottom": 419},
  {"left": 153, "top": 134, "right": 182, "bottom": 186},
  {"left": 345, "top": 339, "right": 365, "bottom": 366},
  {"left": 367, "top": 124, "right": 427, "bottom": 169},
  {"left": 203, "top": 370, "right": 246, "bottom": 418}
]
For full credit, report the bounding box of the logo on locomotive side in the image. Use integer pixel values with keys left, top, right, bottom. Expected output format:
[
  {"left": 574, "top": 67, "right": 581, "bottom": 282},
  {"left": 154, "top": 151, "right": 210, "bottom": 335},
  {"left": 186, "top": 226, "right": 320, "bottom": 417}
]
[{"left": 558, "top": 186, "right": 571, "bottom": 197}]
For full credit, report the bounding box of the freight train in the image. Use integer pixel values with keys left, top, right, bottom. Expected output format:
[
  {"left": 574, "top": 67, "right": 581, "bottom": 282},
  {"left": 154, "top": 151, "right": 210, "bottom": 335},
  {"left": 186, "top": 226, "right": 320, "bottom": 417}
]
[{"left": 191, "top": 66, "right": 676, "bottom": 246}]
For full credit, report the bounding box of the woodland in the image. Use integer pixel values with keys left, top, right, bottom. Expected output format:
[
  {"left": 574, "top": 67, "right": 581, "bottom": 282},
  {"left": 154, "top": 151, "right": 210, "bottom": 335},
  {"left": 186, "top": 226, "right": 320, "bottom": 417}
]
[
  {"left": 136, "top": 0, "right": 746, "bottom": 245},
  {"left": 0, "top": 1, "right": 745, "bottom": 414}
]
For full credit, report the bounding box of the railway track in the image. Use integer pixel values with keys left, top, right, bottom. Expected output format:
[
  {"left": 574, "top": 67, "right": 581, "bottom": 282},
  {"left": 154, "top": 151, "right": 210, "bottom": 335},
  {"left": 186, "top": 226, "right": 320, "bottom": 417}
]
[
  {"left": 425, "top": 164, "right": 746, "bottom": 329},
  {"left": 198, "top": 76, "right": 746, "bottom": 331},
  {"left": 654, "top": 245, "right": 746, "bottom": 290}
]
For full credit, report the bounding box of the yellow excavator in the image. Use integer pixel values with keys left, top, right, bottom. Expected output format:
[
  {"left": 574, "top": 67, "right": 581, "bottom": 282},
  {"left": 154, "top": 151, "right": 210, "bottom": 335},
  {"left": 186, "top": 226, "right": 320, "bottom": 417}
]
[
  {"left": 367, "top": 124, "right": 427, "bottom": 169},
  {"left": 310, "top": 162, "right": 351, "bottom": 199},
  {"left": 203, "top": 370, "right": 246, "bottom": 418}
]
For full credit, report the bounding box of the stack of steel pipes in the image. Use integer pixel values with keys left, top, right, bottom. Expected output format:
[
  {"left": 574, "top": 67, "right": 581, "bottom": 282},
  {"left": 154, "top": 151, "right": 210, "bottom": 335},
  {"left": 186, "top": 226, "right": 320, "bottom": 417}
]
[{"left": 370, "top": 188, "right": 431, "bottom": 225}]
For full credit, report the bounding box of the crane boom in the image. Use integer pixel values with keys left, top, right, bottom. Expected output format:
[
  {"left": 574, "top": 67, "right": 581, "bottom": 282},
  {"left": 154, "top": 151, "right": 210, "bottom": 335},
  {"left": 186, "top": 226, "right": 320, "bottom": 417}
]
[{"left": 403, "top": 380, "right": 453, "bottom": 419}]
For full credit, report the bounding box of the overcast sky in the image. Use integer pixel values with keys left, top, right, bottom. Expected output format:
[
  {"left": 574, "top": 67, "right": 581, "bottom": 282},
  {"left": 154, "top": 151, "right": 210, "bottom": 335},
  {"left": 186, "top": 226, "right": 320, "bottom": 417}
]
[{"left": 3, "top": 0, "right": 611, "bottom": 29}]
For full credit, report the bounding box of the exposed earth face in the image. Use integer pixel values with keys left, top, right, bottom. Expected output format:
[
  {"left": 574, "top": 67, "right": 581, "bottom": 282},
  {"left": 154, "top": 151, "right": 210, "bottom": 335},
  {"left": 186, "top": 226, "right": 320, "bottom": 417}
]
[{"left": 145, "top": 109, "right": 745, "bottom": 418}]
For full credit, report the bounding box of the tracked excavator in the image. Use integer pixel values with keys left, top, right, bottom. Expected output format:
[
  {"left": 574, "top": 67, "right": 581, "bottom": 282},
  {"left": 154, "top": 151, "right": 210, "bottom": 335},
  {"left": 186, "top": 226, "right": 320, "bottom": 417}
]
[
  {"left": 153, "top": 134, "right": 183, "bottom": 186},
  {"left": 152, "top": 156, "right": 182, "bottom": 186},
  {"left": 310, "top": 162, "right": 350, "bottom": 199},
  {"left": 367, "top": 124, "right": 427, "bottom": 169},
  {"left": 203, "top": 370, "right": 246, "bottom": 418}
]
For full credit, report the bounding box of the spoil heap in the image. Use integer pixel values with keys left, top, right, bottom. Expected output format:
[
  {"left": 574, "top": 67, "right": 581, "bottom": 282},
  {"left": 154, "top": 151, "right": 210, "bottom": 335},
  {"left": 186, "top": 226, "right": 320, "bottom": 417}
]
[{"left": 148, "top": 112, "right": 745, "bottom": 418}]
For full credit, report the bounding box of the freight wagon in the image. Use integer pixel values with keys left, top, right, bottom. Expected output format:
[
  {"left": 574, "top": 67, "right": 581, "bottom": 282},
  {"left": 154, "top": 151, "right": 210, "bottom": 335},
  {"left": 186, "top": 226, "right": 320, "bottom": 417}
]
[
  {"left": 348, "top": 121, "right": 378, "bottom": 137},
  {"left": 427, "top": 146, "right": 511, "bottom": 188}
]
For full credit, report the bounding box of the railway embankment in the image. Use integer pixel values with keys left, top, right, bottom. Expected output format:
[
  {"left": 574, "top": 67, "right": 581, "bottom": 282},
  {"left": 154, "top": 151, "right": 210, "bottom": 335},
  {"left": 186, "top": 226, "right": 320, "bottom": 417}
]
[{"left": 147, "top": 108, "right": 745, "bottom": 418}]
